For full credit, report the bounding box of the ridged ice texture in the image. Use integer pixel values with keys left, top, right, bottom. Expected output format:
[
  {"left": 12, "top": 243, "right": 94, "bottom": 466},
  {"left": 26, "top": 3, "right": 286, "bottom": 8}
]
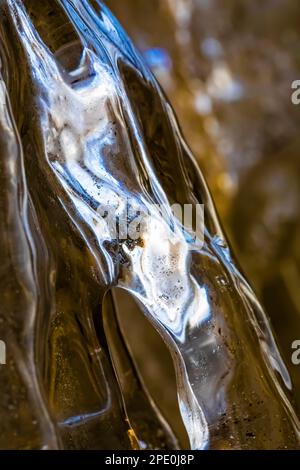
[{"left": 0, "top": 0, "right": 299, "bottom": 449}]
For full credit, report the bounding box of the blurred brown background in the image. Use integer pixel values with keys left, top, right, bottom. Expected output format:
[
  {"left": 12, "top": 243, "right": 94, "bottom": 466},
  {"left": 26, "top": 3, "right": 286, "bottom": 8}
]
[{"left": 106, "top": 0, "right": 300, "bottom": 443}]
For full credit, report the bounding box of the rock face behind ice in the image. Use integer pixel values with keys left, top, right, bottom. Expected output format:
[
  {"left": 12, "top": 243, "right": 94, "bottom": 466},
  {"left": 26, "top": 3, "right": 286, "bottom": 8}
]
[{"left": 0, "top": 0, "right": 299, "bottom": 449}]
